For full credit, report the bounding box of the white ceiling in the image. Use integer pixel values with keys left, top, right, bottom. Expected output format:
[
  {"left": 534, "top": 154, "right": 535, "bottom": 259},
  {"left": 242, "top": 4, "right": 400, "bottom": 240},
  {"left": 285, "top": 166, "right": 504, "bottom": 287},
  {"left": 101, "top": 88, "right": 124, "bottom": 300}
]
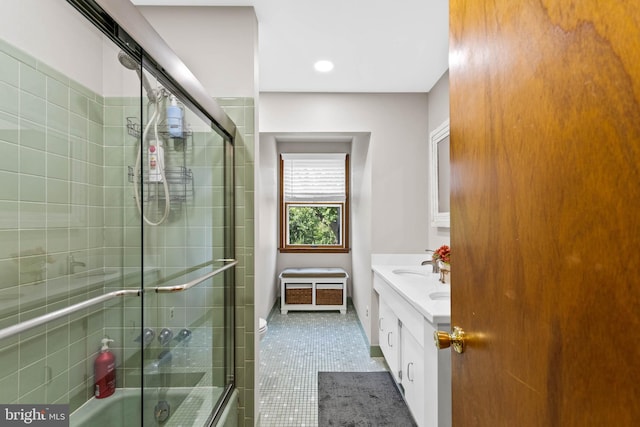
[{"left": 131, "top": 0, "right": 449, "bottom": 93}]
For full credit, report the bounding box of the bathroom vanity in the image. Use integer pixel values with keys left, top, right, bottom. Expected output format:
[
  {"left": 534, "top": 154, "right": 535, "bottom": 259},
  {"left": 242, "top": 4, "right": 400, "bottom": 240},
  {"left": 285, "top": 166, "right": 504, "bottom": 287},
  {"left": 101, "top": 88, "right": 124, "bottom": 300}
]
[{"left": 372, "top": 257, "right": 451, "bottom": 427}]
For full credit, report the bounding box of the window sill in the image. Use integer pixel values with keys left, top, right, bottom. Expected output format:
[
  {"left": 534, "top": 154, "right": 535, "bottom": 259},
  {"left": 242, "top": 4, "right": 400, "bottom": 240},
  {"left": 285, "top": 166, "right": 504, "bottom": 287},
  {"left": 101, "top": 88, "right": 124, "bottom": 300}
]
[{"left": 279, "top": 247, "right": 351, "bottom": 254}]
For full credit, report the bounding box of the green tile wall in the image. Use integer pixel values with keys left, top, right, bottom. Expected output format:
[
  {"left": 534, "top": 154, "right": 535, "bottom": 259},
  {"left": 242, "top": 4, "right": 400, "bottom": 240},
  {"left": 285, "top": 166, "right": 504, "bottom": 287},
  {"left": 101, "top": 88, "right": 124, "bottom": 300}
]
[
  {"left": 0, "top": 38, "right": 108, "bottom": 409},
  {"left": 0, "top": 37, "right": 249, "bottom": 424},
  {"left": 218, "top": 97, "right": 256, "bottom": 427}
]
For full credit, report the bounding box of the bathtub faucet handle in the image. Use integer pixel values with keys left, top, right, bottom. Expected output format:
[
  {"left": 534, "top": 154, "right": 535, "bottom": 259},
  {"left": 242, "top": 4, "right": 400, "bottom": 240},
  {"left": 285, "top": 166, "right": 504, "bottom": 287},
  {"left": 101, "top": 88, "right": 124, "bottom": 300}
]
[
  {"left": 158, "top": 328, "right": 173, "bottom": 347},
  {"left": 175, "top": 328, "right": 192, "bottom": 343},
  {"left": 135, "top": 328, "right": 155, "bottom": 346}
]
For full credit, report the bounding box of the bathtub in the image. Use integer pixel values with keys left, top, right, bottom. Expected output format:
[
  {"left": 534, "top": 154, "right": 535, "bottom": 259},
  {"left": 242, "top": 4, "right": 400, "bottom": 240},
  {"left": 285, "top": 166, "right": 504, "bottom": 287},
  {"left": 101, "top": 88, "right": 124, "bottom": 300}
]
[{"left": 70, "top": 387, "right": 226, "bottom": 427}]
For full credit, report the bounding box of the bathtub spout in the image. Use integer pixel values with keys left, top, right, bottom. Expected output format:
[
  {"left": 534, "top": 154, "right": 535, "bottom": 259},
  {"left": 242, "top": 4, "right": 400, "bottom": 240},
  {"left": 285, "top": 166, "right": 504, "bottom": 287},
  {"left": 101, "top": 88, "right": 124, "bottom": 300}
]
[{"left": 68, "top": 253, "right": 86, "bottom": 274}]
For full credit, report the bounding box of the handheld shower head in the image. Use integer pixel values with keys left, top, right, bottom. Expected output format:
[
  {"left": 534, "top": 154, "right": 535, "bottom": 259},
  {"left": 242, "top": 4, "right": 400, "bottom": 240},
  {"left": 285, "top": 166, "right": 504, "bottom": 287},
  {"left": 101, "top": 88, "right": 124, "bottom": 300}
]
[
  {"left": 120, "top": 50, "right": 171, "bottom": 225},
  {"left": 117, "top": 51, "right": 158, "bottom": 103},
  {"left": 117, "top": 51, "right": 139, "bottom": 70}
]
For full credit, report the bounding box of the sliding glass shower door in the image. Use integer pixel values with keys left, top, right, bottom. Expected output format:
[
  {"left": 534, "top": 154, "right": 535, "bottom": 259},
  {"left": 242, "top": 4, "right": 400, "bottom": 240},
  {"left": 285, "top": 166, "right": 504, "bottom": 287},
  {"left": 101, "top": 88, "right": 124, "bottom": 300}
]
[
  {"left": 0, "top": 1, "right": 236, "bottom": 425},
  {"left": 135, "top": 62, "right": 236, "bottom": 426}
]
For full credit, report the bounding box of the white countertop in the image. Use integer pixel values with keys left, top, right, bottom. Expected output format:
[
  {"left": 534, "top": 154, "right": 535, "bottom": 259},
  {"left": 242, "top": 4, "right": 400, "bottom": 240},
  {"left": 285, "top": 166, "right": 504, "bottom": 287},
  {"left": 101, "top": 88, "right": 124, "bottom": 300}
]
[{"left": 372, "top": 263, "right": 451, "bottom": 325}]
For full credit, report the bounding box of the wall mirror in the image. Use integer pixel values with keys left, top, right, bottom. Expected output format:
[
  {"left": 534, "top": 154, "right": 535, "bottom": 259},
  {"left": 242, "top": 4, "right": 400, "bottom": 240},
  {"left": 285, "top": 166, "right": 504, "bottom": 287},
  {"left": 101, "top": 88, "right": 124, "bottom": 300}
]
[{"left": 430, "top": 119, "right": 450, "bottom": 228}]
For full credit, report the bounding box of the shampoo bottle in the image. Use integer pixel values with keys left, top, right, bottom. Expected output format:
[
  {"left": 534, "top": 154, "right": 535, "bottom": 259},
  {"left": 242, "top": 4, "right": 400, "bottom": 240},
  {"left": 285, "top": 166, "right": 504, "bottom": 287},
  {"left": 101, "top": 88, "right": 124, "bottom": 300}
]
[
  {"left": 167, "top": 95, "right": 183, "bottom": 138},
  {"left": 148, "top": 140, "right": 164, "bottom": 183},
  {"left": 94, "top": 338, "right": 116, "bottom": 399}
]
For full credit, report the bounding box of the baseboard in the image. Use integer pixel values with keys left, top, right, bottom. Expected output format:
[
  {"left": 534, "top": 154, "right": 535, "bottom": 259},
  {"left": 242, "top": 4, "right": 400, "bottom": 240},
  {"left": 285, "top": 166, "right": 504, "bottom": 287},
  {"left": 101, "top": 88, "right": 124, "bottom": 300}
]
[
  {"left": 270, "top": 296, "right": 354, "bottom": 318},
  {"left": 267, "top": 298, "right": 280, "bottom": 321},
  {"left": 370, "top": 345, "right": 383, "bottom": 358}
]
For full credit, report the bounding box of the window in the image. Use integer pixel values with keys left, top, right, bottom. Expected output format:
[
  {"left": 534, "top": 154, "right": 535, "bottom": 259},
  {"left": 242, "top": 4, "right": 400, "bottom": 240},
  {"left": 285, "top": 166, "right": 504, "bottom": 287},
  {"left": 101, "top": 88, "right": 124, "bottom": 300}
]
[{"left": 280, "top": 153, "right": 349, "bottom": 252}]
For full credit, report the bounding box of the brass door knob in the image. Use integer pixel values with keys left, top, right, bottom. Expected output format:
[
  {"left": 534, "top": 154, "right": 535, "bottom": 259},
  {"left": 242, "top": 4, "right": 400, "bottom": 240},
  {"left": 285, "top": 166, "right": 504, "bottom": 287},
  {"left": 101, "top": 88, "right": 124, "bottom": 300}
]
[{"left": 434, "top": 326, "right": 466, "bottom": 354}]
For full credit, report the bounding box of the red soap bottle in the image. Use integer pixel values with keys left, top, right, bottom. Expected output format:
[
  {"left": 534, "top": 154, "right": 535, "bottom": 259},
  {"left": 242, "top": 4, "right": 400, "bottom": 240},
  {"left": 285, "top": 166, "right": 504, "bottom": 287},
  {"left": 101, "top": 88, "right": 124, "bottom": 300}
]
[{"left": 94, "top": 338, "right": 116, "bottom": 398}]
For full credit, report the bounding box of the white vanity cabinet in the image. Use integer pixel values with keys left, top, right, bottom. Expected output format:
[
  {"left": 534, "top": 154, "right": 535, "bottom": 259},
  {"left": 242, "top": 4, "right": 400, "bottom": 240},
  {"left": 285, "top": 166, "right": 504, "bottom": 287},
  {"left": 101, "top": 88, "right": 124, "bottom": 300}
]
[
  {"left": 423, "top": 318, "right": 452, "bottom": 427},
  {"left": 378, "top": 298, "right": 400, "bottom": 382},
  {"left": 373, "top": 268, "right": 452, "bottom": 427},
  {"left": 401, "top": 326, "right": 425, "bottom": 427}
]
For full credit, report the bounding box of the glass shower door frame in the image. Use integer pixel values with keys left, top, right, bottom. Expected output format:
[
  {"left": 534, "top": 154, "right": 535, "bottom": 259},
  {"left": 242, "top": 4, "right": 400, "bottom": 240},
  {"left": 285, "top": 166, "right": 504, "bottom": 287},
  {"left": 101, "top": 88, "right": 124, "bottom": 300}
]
[{"left": 66, "top": 0, "right": 238, "bottom": 425}]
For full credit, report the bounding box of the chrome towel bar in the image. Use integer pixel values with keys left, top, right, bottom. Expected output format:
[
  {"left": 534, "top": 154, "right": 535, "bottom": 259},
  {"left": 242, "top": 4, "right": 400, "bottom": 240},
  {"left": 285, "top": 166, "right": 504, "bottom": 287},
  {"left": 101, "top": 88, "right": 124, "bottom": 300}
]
[
  {"left": 0, "top": 259, "right": 237, "bottom": 341},
  {"left": 154, "top": 259, "right": 237, "bottom": 293},
  {"left": 0, "top": 289, "right": 141, "bottom": 341}
]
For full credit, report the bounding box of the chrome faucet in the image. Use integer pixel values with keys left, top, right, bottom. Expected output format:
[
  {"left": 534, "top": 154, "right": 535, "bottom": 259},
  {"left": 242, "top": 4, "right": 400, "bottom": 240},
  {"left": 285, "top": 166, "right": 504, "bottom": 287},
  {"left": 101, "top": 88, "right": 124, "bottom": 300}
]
[
  {"left": 421, "top": 250, "right": 440, "bottom": 273},
  {"left": 68, "top": 253, "right": 86, "bottom": 274}
]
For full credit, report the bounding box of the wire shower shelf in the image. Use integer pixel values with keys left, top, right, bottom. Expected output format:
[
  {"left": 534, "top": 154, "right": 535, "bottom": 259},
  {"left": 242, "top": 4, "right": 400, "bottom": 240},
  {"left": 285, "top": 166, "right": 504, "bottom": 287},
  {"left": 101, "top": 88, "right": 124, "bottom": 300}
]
[
  {"left": 126, "top": 116, "right": 193, "bottom": 139},
  {"left": 128, "top": 166, "right": 194, "bottom": 204}
]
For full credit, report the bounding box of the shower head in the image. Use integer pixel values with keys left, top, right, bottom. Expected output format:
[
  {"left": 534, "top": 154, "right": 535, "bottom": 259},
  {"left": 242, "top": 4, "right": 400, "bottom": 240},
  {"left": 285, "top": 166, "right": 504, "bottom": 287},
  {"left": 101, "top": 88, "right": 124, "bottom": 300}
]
[
  {"left": 117, "top": 51, "right": 139, "bottom": 70},
  {"left": 117, "top": 51, "right": 158, "bottom": 103}
]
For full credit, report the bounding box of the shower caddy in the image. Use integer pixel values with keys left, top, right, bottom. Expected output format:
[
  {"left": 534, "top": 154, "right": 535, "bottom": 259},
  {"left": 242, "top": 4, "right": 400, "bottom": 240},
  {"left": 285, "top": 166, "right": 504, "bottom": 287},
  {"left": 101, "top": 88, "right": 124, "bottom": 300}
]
[{"left": 126, "top": 114, "right": 195, "bottom": 207}]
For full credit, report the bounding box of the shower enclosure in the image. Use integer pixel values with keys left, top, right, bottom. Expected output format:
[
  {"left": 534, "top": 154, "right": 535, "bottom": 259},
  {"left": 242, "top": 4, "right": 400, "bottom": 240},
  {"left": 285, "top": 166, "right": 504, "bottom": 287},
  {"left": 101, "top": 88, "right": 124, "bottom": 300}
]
[{"left": 0, "top": 0, "right": 237, "bottom": 425}]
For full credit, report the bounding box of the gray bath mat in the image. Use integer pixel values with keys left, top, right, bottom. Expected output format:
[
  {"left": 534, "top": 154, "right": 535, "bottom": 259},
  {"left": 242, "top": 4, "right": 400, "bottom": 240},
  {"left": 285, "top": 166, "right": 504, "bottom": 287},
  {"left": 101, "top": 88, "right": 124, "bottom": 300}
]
[{"left": 318, "top": 371, "right": 417, "bottom": 427}]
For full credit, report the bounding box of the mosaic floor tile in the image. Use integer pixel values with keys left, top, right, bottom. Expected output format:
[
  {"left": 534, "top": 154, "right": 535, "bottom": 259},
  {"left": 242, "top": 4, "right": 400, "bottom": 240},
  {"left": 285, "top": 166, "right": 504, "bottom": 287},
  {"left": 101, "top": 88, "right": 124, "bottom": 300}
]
[{"left": 258, "top": 303, "right": 387, "bottom": 426}]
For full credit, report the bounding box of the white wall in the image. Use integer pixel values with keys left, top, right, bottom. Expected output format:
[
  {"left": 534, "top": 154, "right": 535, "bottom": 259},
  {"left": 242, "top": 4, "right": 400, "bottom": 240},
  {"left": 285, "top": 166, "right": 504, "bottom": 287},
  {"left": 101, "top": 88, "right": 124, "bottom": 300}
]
[
  {"left": 345, "top": 131, "right": 372, "bottom": 343},
  {"left": 256, "top": 134, "right": 362, "bottom": 321},
  {"left": 0, "top": 0, "right": 144, "bottom": 98},
  {"left": 256, "top": 133, "right": 280, "bottom": 320},
  {"left": 427, "top": 70, "right": 451, "bottom": 249},
  {"left": 275, "top": 137, "right": 353, "bottom": 278},
  {"left": 0, "top": 2, "right": 260, "bottom": 100},
  {"left": 138, "top": 6, "right": 257, "bottom": 98},
  {"left": 259, "top": 92, "right": 430, "bottom": 345},
  {"left": 0, "top": 0, "right": 105, "bottom": 93}
]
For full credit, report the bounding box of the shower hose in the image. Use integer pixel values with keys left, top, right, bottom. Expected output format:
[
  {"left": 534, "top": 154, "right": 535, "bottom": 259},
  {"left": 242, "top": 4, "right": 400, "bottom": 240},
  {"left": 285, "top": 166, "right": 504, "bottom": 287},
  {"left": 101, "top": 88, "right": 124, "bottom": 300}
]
[{"left": 133, "top": 98, "right": 171, "bottom": 226}]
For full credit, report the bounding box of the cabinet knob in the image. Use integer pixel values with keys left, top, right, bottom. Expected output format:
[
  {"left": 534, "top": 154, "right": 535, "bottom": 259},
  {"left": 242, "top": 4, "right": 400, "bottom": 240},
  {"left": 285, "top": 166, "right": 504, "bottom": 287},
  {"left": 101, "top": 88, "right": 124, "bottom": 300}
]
[{"left": 434, "top": 326, "right": 466, "bottom": 354}]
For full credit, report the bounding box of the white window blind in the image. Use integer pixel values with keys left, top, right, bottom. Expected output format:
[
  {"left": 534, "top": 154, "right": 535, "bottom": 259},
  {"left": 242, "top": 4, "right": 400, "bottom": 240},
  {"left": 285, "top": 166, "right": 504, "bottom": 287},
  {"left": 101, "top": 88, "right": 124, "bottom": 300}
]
[{"left": 282, "top": 153, "right": 346, "bottom": 202}]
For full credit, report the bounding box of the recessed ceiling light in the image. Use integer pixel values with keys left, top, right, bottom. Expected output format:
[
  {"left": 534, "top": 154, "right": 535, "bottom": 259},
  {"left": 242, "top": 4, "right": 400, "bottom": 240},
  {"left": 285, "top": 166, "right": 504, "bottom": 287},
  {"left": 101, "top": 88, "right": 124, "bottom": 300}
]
[{"left": 314, "top": 60, "right": 334, "bottom": 73}]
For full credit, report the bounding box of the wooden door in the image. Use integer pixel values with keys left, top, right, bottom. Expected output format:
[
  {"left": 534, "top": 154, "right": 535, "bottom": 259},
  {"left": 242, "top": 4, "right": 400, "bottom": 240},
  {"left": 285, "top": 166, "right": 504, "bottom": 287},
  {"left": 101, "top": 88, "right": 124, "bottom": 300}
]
[{"left": 449, "top": 1, "right": 640, "bottom": 425}]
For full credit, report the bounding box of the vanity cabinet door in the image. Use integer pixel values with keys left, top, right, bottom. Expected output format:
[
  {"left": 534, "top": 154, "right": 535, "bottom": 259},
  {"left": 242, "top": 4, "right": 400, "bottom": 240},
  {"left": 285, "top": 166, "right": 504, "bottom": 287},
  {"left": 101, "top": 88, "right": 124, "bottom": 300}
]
[
  {"left": 424, "top": 320, "right": 452, "bottom": 427},
  {"left": 401, "top": 326, "right": 425, "bottom": 427},
  {"left": 378, "top": 298, "right": 400, "bottom": 381}
]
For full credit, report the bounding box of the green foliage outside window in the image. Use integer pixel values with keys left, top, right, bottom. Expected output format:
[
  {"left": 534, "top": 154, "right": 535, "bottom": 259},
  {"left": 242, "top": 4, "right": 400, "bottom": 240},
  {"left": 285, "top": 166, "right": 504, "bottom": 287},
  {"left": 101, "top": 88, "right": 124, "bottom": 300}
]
[{"left": 288, "top": 205, "right": 341, "bottom": 245}]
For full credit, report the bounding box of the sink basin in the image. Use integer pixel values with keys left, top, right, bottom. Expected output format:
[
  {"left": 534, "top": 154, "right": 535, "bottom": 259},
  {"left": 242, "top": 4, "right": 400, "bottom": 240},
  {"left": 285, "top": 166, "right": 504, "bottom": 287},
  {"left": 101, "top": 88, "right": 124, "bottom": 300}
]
[
  {"left": 392, "top": 269, "right": 429, "bottom": 278},
  {"left": 428, "top": 291, "right": 450, "bottom": 300}
]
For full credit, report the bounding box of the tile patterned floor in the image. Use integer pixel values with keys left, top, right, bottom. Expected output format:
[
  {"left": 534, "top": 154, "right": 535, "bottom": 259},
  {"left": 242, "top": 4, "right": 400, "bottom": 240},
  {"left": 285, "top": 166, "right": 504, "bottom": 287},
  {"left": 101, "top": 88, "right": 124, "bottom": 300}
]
[{"left": 258, "top": 303, "right": 387, "bottom": 427}]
